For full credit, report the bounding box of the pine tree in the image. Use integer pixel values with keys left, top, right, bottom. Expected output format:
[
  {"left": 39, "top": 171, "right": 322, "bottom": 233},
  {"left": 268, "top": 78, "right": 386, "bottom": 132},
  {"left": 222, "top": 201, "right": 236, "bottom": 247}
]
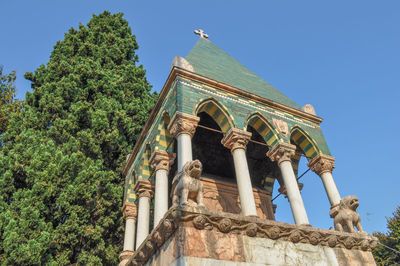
[
  {"left": 0, "top": 67, "right": 22, "bottom": 137},
  {"left": 373, "top": 206, "right": 400, "bottom": 265},
  {"left": 0, "top": 11, "right": 157, "bottom": 265}
]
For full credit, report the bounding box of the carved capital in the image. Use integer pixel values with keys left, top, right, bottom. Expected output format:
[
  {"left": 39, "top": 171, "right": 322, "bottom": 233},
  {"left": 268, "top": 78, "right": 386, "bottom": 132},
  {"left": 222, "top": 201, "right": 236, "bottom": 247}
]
[
  {"left": 308, "top": 154, "right": 335, "bottom": 175},
  {"left": 221, "top": 128, "right": 252, "bottom": 152},
  {"left": 267, "top": 142, "right": 296, "bottom": 165},
  {"left": 134, "top": 179, "right": 154, "bottom": 199},
  {"left": 149, "top": 150, "right": 176, "bottom": 172},
  {"left": 167, "top": 112, "right": 200, "bottom": 138},
  {"left": 122, "top": 202, "right": 137, "bottom": 220}
]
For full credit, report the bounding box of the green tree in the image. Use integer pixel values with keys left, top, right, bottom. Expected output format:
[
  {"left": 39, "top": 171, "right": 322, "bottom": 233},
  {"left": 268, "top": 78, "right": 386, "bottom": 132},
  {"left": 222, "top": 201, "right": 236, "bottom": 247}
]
[
  {"left": 0, "top": 11, "right": 157, "bottom": 265},
  {"left": 0, "top": 67, "right": 22, "bottom": 136},
  {"left": 373, "top": 206, "right": 400, "bottom": 265}
]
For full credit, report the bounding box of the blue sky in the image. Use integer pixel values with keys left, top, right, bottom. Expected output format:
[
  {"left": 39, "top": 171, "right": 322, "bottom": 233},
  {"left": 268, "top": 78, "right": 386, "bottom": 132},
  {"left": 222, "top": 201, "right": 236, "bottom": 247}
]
[{"left": 1, "top": 0, "right": 399, "bottom": 234}]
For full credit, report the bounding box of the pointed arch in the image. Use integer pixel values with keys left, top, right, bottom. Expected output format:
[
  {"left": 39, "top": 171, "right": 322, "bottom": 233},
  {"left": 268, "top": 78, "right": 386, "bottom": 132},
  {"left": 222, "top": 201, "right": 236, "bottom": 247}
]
[
  {"left": 155, "top": 112, "right": 174, "bottom": 152},
  {"left": 195, "top": 98, "right": 234, "bottom": 134},
  {"left": 247, "top": 113, "right": 280, "bottom": 148},
  {"left": 290, "top": 126, "right": 319, "bottom": 160}
]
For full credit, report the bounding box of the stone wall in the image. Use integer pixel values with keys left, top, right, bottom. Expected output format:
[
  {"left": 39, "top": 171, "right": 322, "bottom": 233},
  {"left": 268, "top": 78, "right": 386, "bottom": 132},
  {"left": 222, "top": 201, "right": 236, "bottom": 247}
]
[{"left": 128, "top": 207, "right": 376, "bottom": 266}]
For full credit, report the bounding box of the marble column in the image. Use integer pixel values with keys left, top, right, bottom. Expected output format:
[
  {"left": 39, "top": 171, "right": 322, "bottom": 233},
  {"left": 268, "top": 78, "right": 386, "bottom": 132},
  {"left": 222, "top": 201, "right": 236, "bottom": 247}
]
[
  {"left": 267, "top": 142, "right": 309, "bottom": 225},
  {"left": 308, "top": 154, "right": 341, "bottom": 207},
  {"left": 222, "top": 128, "right": 258, "bottom": 217},
  {"left": 119, "top": 202, "right": 137, "bottom": 266},
  {"left": 168, "top": 111, "right": 200, "bottom": 172},
  {"left": 134, "top": 179, "right": 153, "bottom": 248},
  {"left": 149, "top": 150, "right": 175, "bottom": 227}
]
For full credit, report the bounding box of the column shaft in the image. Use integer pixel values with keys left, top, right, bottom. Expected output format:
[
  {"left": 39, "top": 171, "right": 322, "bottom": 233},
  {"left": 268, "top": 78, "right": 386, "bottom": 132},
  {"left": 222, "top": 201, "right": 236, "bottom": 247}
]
[
  {"left": 135, "top": 196, "right": 150, "bottom": 248},
  {"left": 279, "top": 160, "right": 310, "bottom": 225},
  {"left": 123, "top": 218, "right": 136, "bottom": 251},
  {"left": 177, "top": 133, "right": 192, "bottom": 171},
  {"left": 320, "top": 172, "right": 341, "bottom": 206},
  {"left": 154, "top": 169, "right": 169, "bottom": 226},
  {"left": 232, "top": 148, "right": 258, "bottom": 216}
]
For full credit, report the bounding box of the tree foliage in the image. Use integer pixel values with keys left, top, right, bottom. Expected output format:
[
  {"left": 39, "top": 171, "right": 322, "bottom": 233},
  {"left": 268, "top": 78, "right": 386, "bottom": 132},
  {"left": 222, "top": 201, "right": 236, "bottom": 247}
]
[
  {"left": 0, "top": 11, "right": 157, "bottom": 265},
  {"left": 373, "top": 205, "right": 400, "bottom": 265},
  {"left": 0, "top": 67, "right": 22, "bottom": 136}
]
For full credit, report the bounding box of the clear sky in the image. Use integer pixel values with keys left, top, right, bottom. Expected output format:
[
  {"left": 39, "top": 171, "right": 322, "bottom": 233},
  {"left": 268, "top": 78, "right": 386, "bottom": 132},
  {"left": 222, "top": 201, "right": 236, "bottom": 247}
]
[{"left": 1, "top": 0, "right": 399, "bottom": 234}]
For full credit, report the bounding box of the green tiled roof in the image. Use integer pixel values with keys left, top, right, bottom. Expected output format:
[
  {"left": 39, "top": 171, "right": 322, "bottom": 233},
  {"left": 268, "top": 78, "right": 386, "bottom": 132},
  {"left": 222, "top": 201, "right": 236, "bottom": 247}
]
[{"left": 185, "top": 38, "right": 301, "bottom": 110}]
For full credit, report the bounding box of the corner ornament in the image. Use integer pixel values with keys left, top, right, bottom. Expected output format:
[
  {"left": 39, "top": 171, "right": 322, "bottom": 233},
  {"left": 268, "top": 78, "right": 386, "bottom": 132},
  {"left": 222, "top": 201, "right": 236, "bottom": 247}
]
[{"left": 332, "top": 195, "right": 366, "bottom": 234}]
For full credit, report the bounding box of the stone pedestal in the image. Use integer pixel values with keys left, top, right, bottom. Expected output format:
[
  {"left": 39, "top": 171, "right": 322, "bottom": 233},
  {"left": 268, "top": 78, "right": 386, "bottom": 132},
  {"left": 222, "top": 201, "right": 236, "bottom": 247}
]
[{"left": 124, "top": 206, "right": 377, "bottom": 266}]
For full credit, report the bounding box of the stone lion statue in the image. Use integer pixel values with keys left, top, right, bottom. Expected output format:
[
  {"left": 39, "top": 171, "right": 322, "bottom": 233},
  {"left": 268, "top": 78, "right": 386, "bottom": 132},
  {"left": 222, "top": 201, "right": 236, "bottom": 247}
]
[
  {"left": 171, "top": 159, "right": 205, "bottom": 207},
  {"left": 334, "top": 195, "right": 364, "bottom": 233}
]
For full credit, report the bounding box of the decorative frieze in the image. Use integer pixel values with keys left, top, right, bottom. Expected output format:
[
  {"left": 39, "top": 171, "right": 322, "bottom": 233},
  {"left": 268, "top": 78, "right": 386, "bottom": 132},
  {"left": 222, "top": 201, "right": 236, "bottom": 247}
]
[
  {"left": 308, "top": 154, "right": 335, "bottom": 175},
  {"left": 266, "top": 142, "right": 296, "bottom": 165},
  {"left": 125, "top": 206, "right": 377, "bottom": 265},
  {"left": 134, "top": 179, "right": 154, "bottom": 199},
  {"left": 221, "top": 128, "right": 252, "bottom": 152},
  {"left": 122, "top": 202, "right": 138, "bottom": 220},
  {"left": 149, "top": 150, "right": 175, "bottom": 172},
  {"left": 167, "top": 111, "right": 200, "bottom": 138}
]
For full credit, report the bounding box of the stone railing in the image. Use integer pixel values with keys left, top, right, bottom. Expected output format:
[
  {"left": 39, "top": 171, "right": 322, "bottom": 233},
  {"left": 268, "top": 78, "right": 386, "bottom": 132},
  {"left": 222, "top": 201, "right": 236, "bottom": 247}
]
[{"left": 127, "top": 206, "right": 377, "bottom": 265}]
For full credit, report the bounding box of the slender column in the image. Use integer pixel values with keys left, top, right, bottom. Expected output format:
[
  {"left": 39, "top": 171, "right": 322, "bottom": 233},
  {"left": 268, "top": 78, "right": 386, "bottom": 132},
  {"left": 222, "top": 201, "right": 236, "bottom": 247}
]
[
  {"left": 168, "top": 111, "right": 200, "bottom": 171},
  {"left": 149, "top": 150, "right": 175, "bottom": 226},
  {"left": 222, "top": 128, "right": 258, "bottom": 217},
  {"left": 119, "top": 202, "right": 137, "bottom": 265},
  {"left": 134, "top": 180, "right": 153, "bottom": 248},
  {"left": 308, "top": 154, "right": 341, "bottom": 206},
  {"left": 267, "top": 142, "right": 309, "bottom": 225}
]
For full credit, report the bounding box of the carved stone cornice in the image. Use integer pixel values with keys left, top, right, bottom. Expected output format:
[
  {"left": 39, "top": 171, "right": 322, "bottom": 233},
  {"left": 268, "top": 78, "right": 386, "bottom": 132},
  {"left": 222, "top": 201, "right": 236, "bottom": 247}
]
[
  {"left": 125, "top": 206, "right": 378, "bottom": 265},
  {"left": 122, "top": 202, "right": 138, "bottom": 220},
  {"left": 308, "top": 154, "right": 335, "bottom": 175},
  {"left": 221, "top": 128, "right": 252, "bottom": 152},
  {"left": 119, "top": 250, "right": 134, "bottom": 266},
  {"left": 266, "top": 142, "right": 296, "bottom": 166},
  {"left": 134, "top": 179, "right": 154, "bottom": 199},
  {"left": 167, "top": 111, "right": 200, "bottom": 138},
  {"left": 149, "top": 150, "right": 176, "bottom": 172}
]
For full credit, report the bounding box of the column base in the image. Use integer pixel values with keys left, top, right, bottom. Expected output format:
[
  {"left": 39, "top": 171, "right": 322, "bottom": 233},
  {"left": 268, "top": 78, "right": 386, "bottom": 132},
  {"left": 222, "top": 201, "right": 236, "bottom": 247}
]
[{"left": 119, "top": 250, "right": 134, "bottom": 266}]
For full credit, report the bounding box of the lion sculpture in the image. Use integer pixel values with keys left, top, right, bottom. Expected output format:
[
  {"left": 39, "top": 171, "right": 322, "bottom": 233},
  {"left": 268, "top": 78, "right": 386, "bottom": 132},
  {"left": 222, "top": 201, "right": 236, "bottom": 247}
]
[
  {"left": 334, "top": 195, "right": 364, "bottom": 233},
  {"left": 171, "top": 159, "right": 205, "bottom": 207}
]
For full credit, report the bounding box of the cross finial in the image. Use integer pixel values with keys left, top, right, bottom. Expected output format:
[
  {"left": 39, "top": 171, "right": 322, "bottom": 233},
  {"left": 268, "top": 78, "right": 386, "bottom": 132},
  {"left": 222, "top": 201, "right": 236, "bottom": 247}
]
[{"left": 194, "top": 29, "right": 208, "bottom": 39}]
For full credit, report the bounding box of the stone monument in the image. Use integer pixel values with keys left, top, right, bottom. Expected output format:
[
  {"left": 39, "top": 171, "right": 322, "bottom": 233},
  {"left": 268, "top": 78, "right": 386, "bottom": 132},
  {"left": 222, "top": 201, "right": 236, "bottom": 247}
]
[{"left": 119, "top": 30, "right": 377, "bottom": 265}]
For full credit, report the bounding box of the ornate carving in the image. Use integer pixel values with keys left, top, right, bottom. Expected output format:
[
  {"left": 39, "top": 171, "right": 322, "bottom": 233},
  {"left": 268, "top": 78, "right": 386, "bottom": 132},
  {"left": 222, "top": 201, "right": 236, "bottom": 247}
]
[
  {"left": 121, "top": 202, "right": 137, "bottom": 220},
  {"left": 171, "top": 56, "right": 194, "bottom": 72},
  {"left": 302, "top": 104, "right": 317, "bottom": 116},
  {"left": 221, "top": 128, "right": 252, "bottom": 152},
  {"left": 134, "top": 179, "right": 153, "bottom": 199},
  {"left": 334, "top": 195, "right": 365, "bottom": 234},
  {"left": 167, "top": 112, "right": 200, "bottom": 138},
  {"left": 266, "top": 142, "right": 296, "bottom": 165},
  {"left": 308, "top": 154, "right": 335, "bottom": 175},
  {"left": 126, "top": 206, "right": 378, "bottom": 265},
  {"left": 171, "top": 160, "right": 205, "bottom": 207},
  {"left": 119, "top": 250, "right": 134, "bottom": 266},
  {"left": 272, "top": 118, "right": 289, "bottom": 137},
  {"left": 149, "top": 150, "right": 175, "bottom": 172}
]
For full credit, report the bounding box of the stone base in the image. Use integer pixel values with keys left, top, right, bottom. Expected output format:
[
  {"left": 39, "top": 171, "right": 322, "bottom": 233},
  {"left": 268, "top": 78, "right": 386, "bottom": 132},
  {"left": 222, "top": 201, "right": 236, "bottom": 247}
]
[{"left": 127, "top": 206, "right": 376, "bottom": 266}]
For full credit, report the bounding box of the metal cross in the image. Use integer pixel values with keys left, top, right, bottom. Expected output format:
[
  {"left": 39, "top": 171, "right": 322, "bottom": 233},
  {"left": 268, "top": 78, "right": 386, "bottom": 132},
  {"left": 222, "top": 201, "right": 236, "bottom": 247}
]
[{"left": 194, "top": 29, "right": 208, "bottom": 39}]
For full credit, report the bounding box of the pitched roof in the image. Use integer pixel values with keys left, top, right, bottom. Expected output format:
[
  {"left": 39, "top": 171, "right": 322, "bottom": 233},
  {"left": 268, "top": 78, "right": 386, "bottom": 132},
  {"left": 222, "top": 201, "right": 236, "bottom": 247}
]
[{"left": 185, "top": 38, "right": 301, "bottom": 110}]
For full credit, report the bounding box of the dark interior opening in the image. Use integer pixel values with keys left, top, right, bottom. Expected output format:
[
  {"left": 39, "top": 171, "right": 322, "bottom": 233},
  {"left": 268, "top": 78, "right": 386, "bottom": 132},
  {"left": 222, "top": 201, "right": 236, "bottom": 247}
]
[
  {"left": 246, "top": 125, "right": 281, "bottom": 190},
  {"left": 192, "top": 112, "right": 235, "bottom": 180}
]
